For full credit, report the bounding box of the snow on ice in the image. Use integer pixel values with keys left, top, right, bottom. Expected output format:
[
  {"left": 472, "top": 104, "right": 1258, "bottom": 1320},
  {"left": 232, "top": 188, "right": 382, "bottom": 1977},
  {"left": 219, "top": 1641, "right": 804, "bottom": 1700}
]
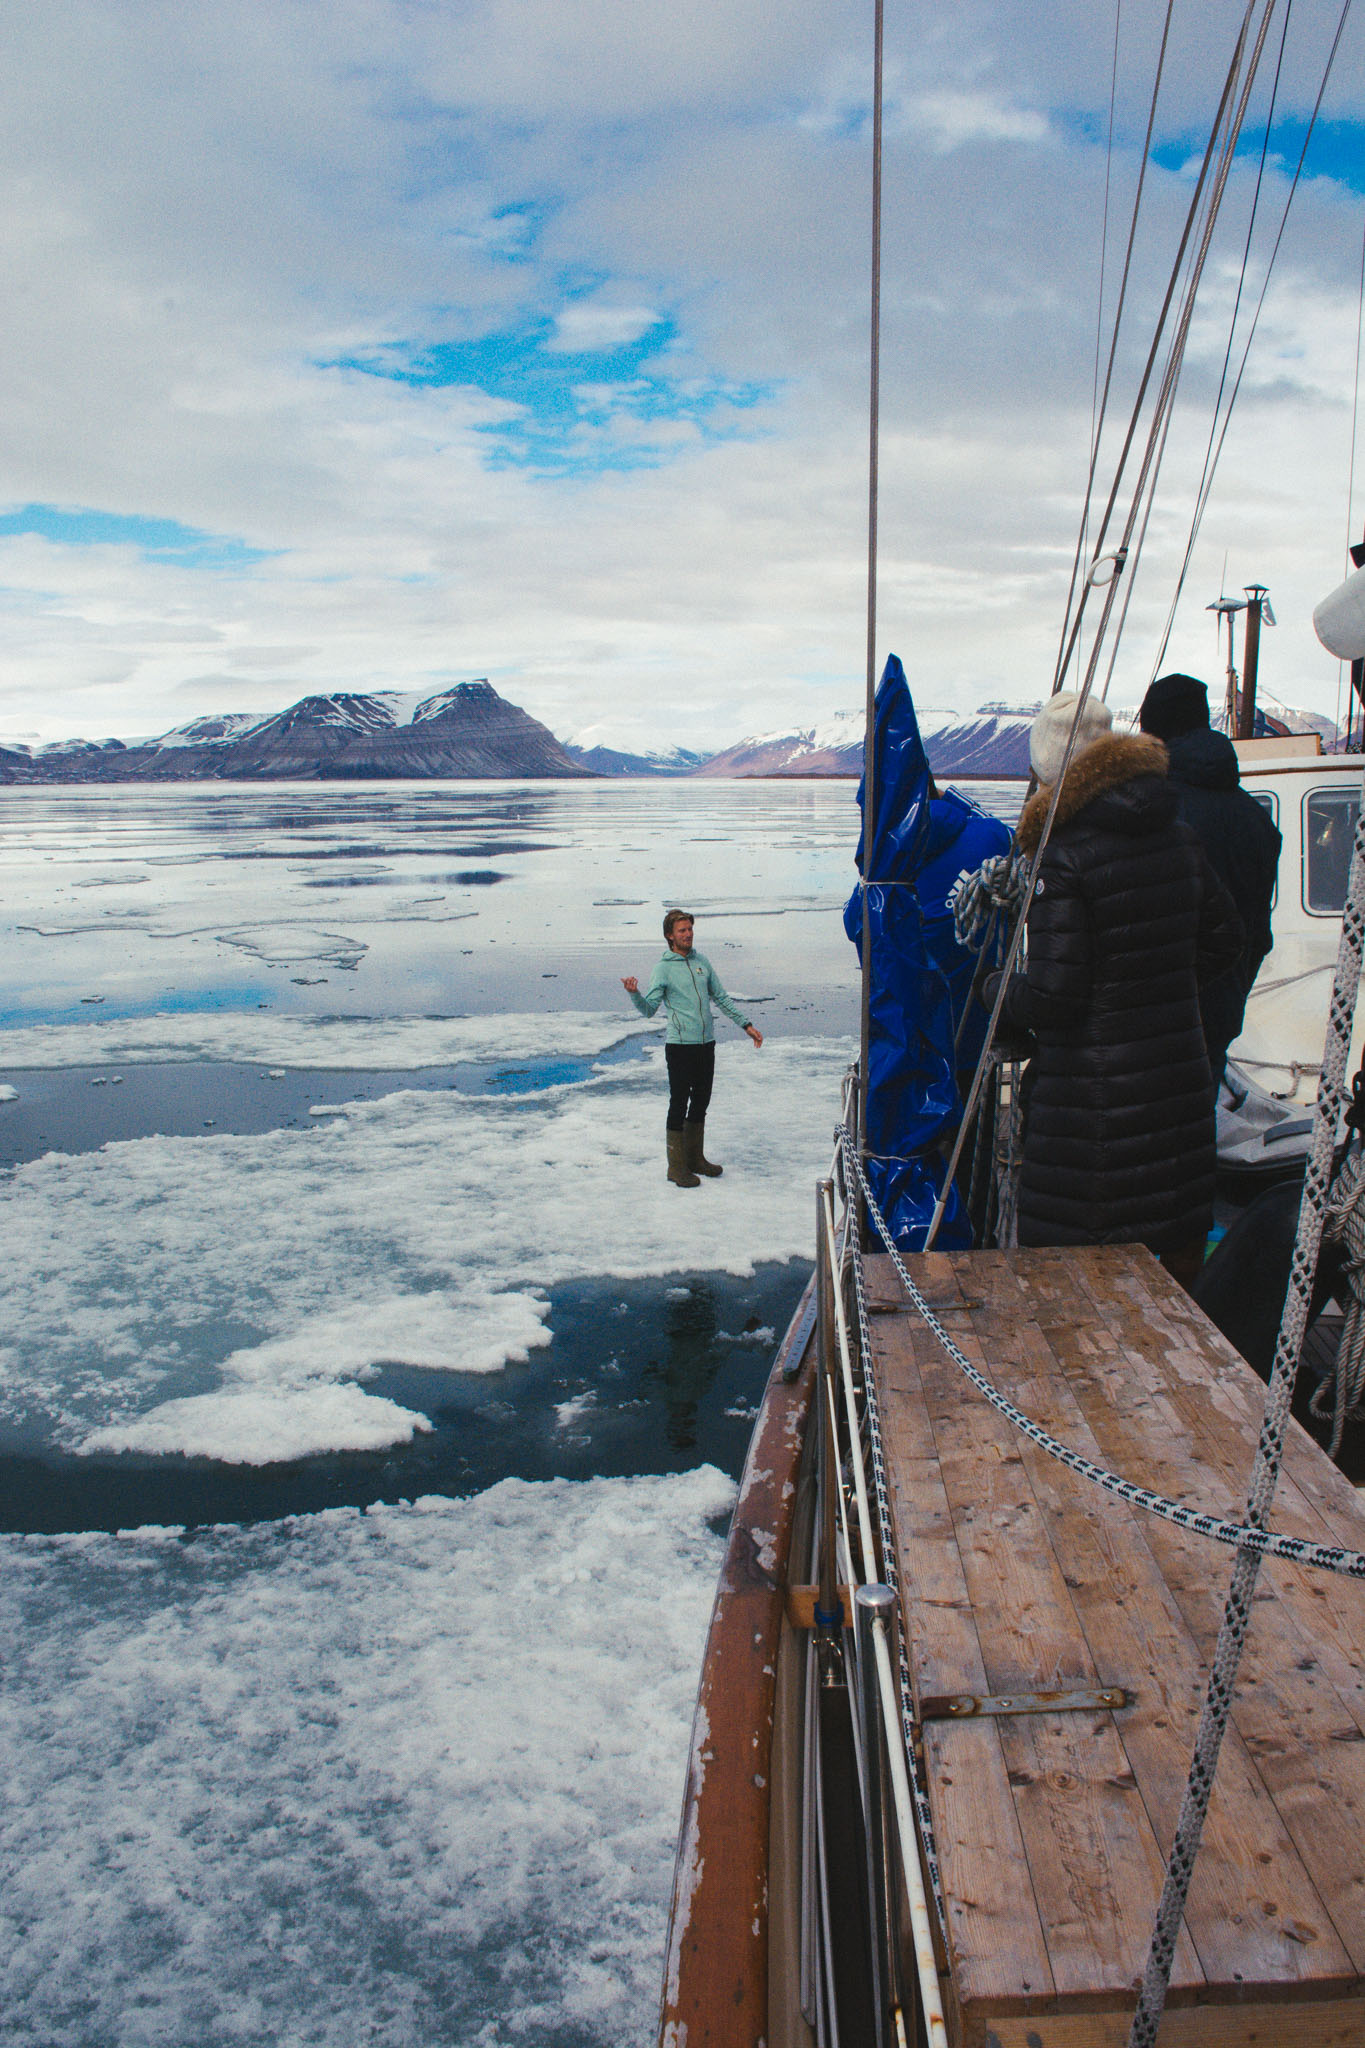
[
  {"left": 0, "top": 1008, "right": 660, "bottom": 1070},
  {"left": 0, "top": 1467, "right": 733, "bottom": 2048},
  {"left": 0, "top": 1029, "right": 851, "bottom": 1462}
]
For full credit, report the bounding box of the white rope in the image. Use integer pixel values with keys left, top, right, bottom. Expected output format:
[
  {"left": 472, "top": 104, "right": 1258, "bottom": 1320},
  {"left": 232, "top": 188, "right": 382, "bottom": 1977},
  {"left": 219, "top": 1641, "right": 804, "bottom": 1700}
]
[
  {"left": 1127, "top": 780, "right": 1365, "bottom": 2045},
  {"left": 1314, "top": 1147, "right": 1365, "bottom": 1453},
  {"left": 948, "top": 854, "right": 1026, "bottom": 953},
  {"left": 846, "top": 1223, "right": 947, "bottom": 1932}
]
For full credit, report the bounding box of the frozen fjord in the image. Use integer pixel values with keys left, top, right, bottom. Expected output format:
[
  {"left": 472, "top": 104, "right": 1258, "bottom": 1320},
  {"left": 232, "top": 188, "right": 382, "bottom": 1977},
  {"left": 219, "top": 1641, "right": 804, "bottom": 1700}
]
[{"left": 0, "top": 779, "right": 862, "bottom": 2045}]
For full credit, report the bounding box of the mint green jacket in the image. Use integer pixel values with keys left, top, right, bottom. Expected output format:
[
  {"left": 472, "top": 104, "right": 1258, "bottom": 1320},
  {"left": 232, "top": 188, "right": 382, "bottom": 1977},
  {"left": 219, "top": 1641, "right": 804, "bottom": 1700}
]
[{"left": 628, "top": 948, "right": 751, "bottom": 1044}]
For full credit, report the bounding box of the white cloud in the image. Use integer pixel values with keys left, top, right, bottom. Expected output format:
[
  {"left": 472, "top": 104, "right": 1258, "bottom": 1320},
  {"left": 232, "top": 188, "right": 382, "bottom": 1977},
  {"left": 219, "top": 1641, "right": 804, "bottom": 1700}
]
[
  {"left": 907, "top": 89, "right": 1050, "bottom": 152},
  {"left": 0, "top": 1, "right": 1360, "bottom": 748},
  {"left": 547, "top": 303, "right": 663, "bottom": 351}
]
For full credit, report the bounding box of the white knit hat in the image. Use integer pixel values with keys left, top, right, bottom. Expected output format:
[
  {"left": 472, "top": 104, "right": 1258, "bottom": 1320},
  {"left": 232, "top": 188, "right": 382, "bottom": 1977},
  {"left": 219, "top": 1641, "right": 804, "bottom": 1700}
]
[{"left": 1029, "top": 691, "right": 1113, "bottom": 784}]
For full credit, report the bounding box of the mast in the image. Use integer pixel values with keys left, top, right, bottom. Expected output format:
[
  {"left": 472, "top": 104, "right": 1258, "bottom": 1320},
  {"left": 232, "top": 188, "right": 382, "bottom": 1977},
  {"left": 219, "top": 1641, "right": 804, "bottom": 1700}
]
[
  {"left": 858, "top": 0, "right": 885, "bottom": 1169},
  {"left": 1208, "top": 593, "right": 1244, "bottom": 730}
]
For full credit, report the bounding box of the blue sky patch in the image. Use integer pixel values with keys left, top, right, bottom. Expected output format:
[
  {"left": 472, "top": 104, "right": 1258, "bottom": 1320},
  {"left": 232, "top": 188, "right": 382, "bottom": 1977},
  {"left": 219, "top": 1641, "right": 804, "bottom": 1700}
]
[
  {"left": 1150, "top": 114, "right": 1365, "bottom": 193},
  {"left": 0, "top": 506, "right": 273, "bottom": 569},
  {"left": 328, "top": 312, "right": 775, "bottom": 476}
]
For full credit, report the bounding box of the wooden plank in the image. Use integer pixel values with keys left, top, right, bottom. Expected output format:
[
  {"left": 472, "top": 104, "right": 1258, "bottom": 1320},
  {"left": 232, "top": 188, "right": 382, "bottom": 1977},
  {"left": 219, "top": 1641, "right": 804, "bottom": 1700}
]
[
  {"left": 1035, "top": 1250, "right": 1365, "bottom": 1976},
  {"left": 867, "top": 1244, "right": 1365, "bottom": 2029},
  {"left": 894, "top": 1254, "right": 1207, "bottom": 2004},
  {"left": 973, "top": 1251, "right": 1353, "bottom": 1998},
  {"left": 873, "top": 1302, "right": 1057, "bottom": 2008},
  {"left": 968, "top": 1999, "right": 1365, "bottom": 2047},
  {"left": 784, "top": 1582, "right": 854, "bottom": 1628}
]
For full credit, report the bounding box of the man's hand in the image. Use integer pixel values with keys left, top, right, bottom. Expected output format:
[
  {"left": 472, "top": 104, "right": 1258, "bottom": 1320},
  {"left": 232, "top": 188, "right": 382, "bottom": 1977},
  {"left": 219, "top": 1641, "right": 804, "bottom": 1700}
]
[
  {"left": 745, "top": 1024, "right": 764, "bottom": 1048},
  {"left": 621, "top": 976, "right": 639, "bottom": 993}
]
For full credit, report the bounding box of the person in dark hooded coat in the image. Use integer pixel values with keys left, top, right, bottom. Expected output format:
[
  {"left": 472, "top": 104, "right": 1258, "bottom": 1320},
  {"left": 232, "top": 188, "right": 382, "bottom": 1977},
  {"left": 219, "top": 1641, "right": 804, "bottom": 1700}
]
[
  {"left": 997, "top": 692, "right": 1244, "bottom": 1287},
  {"left": 1138, "top": 671, "right": 1281, "bottom": 1085}
]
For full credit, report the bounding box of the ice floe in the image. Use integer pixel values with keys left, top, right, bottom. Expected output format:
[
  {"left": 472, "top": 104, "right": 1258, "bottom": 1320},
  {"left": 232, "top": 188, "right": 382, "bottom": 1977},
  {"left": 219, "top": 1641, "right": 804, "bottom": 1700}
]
[
  {"left": 0, "top": 1009, "right": 660, "bottom": 1069},
  {"left": 78, "top": 1291, "right": 552, "bottom": 1463},
  {"left": 0, "top": 1466, "right": 732, "bottom": 2047},
  {"left": 0, "top": 1034, "right": 850, "bottom": 1460}
]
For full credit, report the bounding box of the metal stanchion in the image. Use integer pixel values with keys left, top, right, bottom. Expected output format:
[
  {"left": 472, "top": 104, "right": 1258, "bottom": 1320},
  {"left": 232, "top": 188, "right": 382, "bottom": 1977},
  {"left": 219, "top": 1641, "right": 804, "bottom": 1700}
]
[
  {"left": 857, "top": 1584, "right": 897, "bottom": 2047},
  {"left": 816, "top": 1179, "right": 841, "bottom": 1639}
]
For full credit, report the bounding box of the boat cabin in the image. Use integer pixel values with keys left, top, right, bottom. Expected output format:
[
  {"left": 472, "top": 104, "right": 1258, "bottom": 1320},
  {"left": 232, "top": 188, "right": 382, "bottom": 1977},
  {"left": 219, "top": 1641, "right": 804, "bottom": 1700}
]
[{"left": 1230, "top": 746, "right": 1365, "bottom": 1108}]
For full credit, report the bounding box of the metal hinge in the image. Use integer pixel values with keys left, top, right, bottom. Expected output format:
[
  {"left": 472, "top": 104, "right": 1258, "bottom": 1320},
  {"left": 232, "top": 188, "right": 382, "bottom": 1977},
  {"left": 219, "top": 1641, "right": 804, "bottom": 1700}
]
[{"left": 919, "top": 1684, "right": 1131, "bottom": 1721}]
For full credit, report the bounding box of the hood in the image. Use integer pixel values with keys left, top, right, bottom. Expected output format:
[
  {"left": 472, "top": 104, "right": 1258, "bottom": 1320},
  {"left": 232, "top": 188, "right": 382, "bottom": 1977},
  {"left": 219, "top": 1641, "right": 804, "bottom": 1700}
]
[
  {"left": 1016, "top": 732, "right": 1170, "bottom": 854},
  {"left": 1164, "top": 724, "right": 1240, "bottom": 792}
]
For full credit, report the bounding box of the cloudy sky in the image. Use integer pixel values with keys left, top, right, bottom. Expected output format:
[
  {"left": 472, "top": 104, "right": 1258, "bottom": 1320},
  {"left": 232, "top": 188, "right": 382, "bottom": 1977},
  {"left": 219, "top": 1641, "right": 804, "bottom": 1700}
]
[{"left": 0, "top": 0, "right": 1362, "bottom": 751}]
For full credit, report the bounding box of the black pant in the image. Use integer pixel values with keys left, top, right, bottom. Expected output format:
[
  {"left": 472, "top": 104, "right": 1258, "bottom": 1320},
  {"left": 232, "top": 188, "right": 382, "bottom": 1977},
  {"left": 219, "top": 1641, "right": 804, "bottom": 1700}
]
[{"left": 665, "top": 1042, "right": 715, "bottom": 1131}]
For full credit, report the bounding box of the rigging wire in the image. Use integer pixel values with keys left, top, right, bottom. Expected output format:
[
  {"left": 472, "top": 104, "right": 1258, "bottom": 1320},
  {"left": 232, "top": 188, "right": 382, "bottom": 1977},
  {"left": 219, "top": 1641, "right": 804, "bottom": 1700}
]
[
  {"left": 1086, "top": 0, "right": 1126, "bottom": 575},
  {"left": 1054, "top": 0, "right": 1178, "bottom": 691},
  {"left": 1147, "top": 0, "right": 1293, "bottom": 677},
  {"left": 858, "top": 0, "right": 884, "bottom": 1171},
  {"left": 1151, "top": 0, "right": 1356, "bottom": 683},
  {"left": 1343, "top": 213, "right": 1365, "bottom": 751},
  {"left": 1050, "top": 0, "right": 1270, "bottom": 705},
  {"left": 926, "top": 0, "right": 1282, "bottom": 1252}
]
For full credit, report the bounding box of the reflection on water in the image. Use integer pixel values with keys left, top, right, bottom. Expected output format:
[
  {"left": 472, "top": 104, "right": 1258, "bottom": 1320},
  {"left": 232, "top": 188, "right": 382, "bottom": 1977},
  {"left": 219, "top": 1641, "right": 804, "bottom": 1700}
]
[{"left": 0, "top": 778, "right": 889, "bottom": 1030}]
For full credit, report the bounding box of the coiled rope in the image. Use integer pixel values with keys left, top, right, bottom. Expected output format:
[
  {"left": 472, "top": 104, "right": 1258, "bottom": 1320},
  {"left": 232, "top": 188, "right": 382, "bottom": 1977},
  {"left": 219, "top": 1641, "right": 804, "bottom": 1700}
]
[{"left": 948, "top": 853, "right": 1026, "bottom": 954}]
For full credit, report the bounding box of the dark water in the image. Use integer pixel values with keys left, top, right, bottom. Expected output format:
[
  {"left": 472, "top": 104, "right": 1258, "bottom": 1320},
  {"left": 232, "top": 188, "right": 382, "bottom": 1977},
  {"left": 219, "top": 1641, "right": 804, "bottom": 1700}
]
[
  {"left": 0, "top": 1038, "right": 654, "bottom": 1167},
  {"left": 0, "top": 1261, "right": 806, "bottom": 1535}
]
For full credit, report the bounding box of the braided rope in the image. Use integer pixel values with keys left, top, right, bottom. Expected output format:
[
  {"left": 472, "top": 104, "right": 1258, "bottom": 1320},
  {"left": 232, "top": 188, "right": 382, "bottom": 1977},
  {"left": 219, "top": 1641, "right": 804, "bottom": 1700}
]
[
  {"left": 948, "top": 853, "right": 1027, "bottom": 952},
  {"left": 837, "top": 1125, "right": 1365, "bottom": 1579},
  {"left": 1314, "top": 1151, "right": 1365, "bottom": 1455},
  {"left": 1127, "top": 794, "right": 1365, "bottom": 2047}
]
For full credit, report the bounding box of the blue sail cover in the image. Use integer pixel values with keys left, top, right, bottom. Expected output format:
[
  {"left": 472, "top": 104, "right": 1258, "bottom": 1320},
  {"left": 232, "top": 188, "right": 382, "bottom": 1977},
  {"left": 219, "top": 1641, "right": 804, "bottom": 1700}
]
[{"left": 844, "top": 655, "right": 1010, "bottom": 1251}]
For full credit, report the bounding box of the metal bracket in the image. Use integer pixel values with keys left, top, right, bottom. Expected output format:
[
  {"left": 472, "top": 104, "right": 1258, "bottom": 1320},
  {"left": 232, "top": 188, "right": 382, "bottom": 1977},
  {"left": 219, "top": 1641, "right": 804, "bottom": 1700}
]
[
  {"left": 779, "top": 1287, "right": 820, "bottom": 1381},
  {"left": 919, "top": 1684, "right": 1131, "bottom": 1721}
]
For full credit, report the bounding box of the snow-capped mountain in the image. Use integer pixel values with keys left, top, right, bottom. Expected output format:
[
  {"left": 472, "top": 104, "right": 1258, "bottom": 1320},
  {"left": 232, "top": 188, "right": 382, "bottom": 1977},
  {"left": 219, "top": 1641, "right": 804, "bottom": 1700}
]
[
  {"left": 4, "top": 684, "right": 590, "bottom": 783},
  {"left": 561, "top": 738, "right": 711, "bottom": 776},
  {"left": 695, "top": 703, "right": 1041, "bottom": 778}
]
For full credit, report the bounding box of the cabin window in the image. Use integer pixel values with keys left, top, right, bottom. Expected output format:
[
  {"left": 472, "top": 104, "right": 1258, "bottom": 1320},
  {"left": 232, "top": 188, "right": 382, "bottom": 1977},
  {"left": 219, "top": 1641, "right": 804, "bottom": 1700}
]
[
  {"left": 1250, "top": 791, "right": 1279, "bottom": 909},
  {"left": 1303, "top": 788, "right": 1360, "bottom": 915}
]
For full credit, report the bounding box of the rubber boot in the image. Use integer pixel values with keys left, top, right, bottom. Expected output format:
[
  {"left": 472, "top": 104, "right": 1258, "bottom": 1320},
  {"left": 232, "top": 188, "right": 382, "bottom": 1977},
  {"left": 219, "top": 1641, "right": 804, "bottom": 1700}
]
[
  {"left": 685, "top": 1119, "right": 723, "bottom": 1177},
  {"left": 667, "top": 1128, "right": 700, "bottom": 1188}
]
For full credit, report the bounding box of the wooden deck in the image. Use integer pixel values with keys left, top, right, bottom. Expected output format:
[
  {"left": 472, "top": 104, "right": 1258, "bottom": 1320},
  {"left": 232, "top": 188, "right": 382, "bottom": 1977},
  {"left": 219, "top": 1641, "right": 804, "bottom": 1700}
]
[{"left": 867, "top": 1244, "right": 1365, "bottom": 2048}]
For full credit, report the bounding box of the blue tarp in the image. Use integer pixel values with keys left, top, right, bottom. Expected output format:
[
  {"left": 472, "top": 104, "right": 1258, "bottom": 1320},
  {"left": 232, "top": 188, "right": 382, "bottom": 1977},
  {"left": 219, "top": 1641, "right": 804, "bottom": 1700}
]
[{"left": 844, "top": 655, "right": 1011, "bottom": 1250}]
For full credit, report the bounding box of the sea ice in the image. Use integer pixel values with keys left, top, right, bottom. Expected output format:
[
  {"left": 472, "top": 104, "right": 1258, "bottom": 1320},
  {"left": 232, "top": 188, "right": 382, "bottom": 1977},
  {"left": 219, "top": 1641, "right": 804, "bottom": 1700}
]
[
  {"left": 0, "top": 1466, "right": 732, "bottom": 2047},
  {"left": 78, "top": 1291, "right": 552, "bottom": 1464},
  {"left": 0, "top": 1008, "right": 660, "bottom": 1069},
  {"left": 0, "top": 1033, "right": 850, "bottom": 1461}
]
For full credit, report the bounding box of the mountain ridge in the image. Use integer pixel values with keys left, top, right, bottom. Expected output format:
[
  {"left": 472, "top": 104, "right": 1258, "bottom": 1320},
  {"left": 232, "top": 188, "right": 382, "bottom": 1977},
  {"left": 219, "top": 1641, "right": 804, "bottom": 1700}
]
[
  {"left": 2, "top": 682, "right": 591, "bottom": 782},
  {"left": 3, "top": 688, "right": 1340, "bottom": 784}
]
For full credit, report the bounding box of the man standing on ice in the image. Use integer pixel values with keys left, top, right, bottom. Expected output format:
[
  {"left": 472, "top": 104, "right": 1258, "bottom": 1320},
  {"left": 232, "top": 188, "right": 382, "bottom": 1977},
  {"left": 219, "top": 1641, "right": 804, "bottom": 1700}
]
[{"left": 622, "top": 909, "right": 763, "bottom": 1188}]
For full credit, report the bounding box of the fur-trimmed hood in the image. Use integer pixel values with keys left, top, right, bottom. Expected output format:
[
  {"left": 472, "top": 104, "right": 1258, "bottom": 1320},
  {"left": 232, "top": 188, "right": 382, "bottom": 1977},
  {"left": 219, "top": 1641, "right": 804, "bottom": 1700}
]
[{"left": 1015, "top": 732, "right": 1169, "bottom": 854}]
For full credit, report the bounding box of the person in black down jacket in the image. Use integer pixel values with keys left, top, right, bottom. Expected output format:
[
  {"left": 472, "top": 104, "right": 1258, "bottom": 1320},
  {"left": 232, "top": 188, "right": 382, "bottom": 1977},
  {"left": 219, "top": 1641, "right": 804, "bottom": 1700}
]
[
  {"left": 1138, "top": 671, "right": 1281, "bottom": 1086},
  {"left": 998, "top": 691, "right": 1243, "bottom": 1289}
]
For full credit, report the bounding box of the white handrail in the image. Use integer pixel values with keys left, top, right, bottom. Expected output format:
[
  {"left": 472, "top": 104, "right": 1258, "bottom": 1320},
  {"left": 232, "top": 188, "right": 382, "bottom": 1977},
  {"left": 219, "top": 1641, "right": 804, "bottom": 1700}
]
[
  {"left": 819, "top": 1182, "right": 947, "bottom": 2046},
  {"left": 870, "top": 1611, "right": 949, "bottom": 2048}
]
